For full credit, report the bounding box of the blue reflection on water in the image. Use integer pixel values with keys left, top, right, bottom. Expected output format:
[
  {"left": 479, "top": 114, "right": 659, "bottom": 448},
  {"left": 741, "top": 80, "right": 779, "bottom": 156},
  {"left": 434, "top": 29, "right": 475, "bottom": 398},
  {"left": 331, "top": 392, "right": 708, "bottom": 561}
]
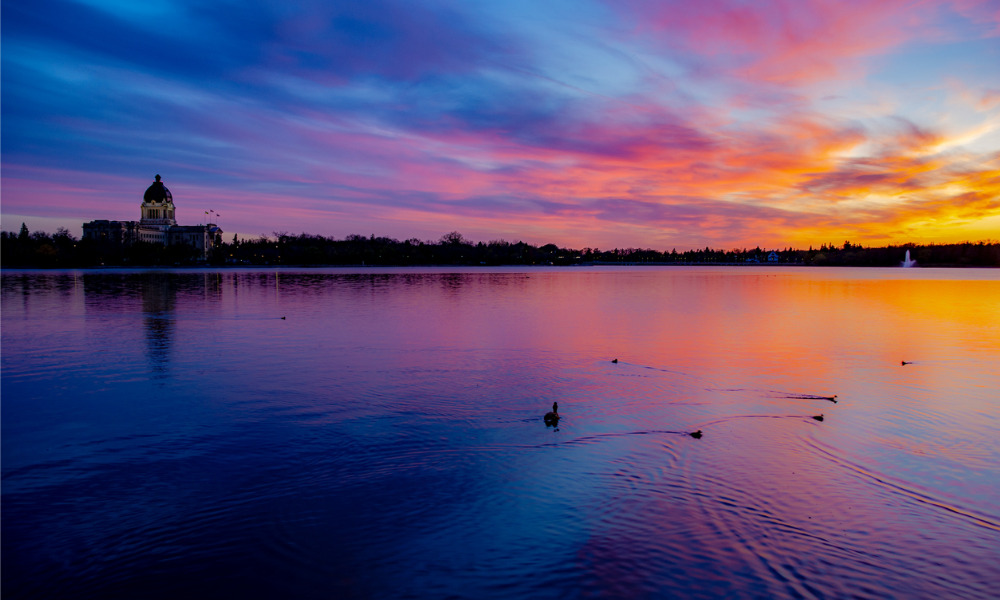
[{"left": 3, "top": 268, "right": 999, "bottom": 599}]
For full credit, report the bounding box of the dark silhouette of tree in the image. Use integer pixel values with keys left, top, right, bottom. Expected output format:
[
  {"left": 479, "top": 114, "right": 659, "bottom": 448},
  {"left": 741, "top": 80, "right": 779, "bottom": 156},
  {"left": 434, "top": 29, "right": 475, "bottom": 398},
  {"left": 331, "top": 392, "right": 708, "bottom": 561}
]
[
  {"left": 2, "top": 226, "right": 998, "bottom": 268},
  {"left": 440, "top": 231, "right": 468, "bottom": 245}
]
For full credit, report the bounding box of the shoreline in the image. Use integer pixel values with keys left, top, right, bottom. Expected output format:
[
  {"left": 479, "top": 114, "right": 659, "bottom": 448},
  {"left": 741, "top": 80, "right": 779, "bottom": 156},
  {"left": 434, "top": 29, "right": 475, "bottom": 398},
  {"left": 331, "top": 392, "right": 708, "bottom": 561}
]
[{"left": 3, "top": 263, "right": 997, "bottom": 273}]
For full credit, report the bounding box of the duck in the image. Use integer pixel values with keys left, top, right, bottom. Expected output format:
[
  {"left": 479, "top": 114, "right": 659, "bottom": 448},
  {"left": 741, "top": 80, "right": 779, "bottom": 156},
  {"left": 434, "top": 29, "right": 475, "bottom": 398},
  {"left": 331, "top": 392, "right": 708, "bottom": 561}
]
[
  {"left": 901, "top": 360, "right": 911, "bottom": 366},
  {"left": 611, "top": 358, "right": 618, "bottom": 363},
  {"left": 812, "top": 414, "right": 824, "bottom": 422},
  {"left": 544, "top": 402, "right": 560, "bottom": 426},
  {"left": 689, "top": 430, "right": 703, "bottom": 439}
]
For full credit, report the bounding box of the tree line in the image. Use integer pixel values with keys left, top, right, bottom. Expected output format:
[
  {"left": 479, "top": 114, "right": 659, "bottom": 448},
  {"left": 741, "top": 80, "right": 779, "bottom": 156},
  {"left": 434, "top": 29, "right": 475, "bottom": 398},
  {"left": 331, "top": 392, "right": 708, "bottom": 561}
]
[{"left": 2, "top": 224, "right": 998, "bottom": 268}]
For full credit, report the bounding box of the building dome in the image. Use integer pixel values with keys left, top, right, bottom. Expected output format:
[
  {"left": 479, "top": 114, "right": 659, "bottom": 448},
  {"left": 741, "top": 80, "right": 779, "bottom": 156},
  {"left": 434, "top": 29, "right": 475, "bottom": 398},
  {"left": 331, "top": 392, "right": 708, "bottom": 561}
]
[{"left": 143, "top": 174, "right": 173, "bottom": 204}]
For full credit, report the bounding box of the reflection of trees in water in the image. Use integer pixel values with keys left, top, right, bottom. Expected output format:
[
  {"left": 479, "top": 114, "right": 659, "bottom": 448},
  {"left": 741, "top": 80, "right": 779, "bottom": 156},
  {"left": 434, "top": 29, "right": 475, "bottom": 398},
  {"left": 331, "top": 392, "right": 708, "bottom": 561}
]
[
  {"left": 141, "top": 275, "right": 176, "bottom": 377},
  {"left": 1, "top": 272, "right": 85, "bottom": 320},
  {"left": 220, "top": 271, "right": 532, "bottom": 297}
]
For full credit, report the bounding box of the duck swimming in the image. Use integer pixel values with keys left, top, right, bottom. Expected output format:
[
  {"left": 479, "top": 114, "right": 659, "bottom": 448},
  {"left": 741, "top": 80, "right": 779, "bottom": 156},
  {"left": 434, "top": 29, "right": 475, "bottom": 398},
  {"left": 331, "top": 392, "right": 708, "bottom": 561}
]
[
  {"left": 689, "top": 430, "right": 703, "bottom": 439},
  {"left": 812, "top": 414, "right": 824, "bottom": 422},
  {"left": 544, "top": 402, "right": 559, "bottom": 426}
]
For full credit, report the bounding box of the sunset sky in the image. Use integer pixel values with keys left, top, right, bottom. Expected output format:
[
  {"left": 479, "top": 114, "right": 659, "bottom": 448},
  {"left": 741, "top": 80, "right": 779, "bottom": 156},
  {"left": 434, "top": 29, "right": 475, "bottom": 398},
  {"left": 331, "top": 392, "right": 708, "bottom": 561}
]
[{"left": 3, "top": 0, "right": 999, "bottom": 250}]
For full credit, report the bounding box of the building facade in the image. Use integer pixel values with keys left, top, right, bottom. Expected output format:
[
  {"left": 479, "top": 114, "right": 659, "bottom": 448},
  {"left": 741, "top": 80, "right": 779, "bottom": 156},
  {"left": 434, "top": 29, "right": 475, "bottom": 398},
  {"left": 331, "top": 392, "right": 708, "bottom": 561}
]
[{"left": 83, "top": 175, "right": 221, "bottom": 259}]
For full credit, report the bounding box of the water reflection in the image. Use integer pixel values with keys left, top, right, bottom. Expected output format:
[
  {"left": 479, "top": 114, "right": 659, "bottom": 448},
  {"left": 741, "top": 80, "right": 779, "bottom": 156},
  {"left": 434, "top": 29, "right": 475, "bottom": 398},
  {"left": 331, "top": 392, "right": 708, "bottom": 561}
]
[
  {"left": 2, "top": 267, "right": 999, "bottom": 600},
  {"left": 140, "top": 275, "right": 175, "bottom": 377}
]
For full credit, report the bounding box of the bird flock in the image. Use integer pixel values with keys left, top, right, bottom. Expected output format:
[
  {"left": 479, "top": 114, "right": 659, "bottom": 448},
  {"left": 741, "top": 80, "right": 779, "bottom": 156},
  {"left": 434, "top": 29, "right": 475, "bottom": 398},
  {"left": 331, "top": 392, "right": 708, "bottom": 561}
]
[{"left": 539, "top": 357, "right": 875, "bottom": 439}]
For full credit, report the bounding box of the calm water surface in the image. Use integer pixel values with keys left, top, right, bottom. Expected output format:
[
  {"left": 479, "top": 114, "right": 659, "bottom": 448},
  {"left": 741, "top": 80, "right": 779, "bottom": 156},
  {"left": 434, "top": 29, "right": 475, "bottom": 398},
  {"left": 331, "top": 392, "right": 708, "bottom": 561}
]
[{"left": 3, "top": 267, "right": 999, "bottom": 599}]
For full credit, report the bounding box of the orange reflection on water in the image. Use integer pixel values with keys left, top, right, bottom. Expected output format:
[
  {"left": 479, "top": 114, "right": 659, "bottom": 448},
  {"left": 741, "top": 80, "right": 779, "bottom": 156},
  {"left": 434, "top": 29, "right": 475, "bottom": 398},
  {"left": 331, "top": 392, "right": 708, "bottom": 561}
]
[{"left": 490, "top": 267, "right": 1000, "bottom": 526}]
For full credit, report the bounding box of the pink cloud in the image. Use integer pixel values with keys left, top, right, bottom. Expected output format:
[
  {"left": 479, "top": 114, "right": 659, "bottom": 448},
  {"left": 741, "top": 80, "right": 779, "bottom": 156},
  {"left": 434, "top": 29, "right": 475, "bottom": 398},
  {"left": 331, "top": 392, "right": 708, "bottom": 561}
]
[{"left": 614, "top": 0, "right": 967, "bottom": 85}]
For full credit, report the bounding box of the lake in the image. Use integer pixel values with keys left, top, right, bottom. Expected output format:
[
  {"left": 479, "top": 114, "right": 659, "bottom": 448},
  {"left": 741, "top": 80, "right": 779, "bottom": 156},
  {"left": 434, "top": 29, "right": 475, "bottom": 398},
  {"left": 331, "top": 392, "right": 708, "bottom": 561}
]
[{"left": 2, "top": 266, "right": 999, "bottom": 599}]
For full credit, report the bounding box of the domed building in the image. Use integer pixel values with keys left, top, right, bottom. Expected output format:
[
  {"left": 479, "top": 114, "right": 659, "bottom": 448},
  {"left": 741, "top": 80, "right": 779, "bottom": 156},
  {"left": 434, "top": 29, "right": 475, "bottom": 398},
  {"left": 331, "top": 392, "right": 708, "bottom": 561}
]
[
  {"left": 83, "top": 174, "right": 222, "bottom": 259},
  {"left": 137, "top": 174, "right": 177, "bottom": 244}
]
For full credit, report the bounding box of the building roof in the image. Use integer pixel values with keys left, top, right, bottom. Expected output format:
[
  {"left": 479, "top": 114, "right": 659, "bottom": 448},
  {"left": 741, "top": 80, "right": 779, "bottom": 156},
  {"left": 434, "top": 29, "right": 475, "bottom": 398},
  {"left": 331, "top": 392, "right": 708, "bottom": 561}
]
[{"left": 143, "top": 174, "right": 173, "bottom": 204}]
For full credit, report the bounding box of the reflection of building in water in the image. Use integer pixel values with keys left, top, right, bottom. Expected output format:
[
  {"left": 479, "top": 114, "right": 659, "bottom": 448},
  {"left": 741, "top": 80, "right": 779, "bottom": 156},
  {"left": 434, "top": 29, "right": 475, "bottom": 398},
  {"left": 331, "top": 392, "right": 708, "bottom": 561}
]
[
  {"left": 80, "top": 273, "right": 178, "bottom": 377},
  {"left": 83, "top": 175, "right": 222, "bottom": 260},
  {"left": 141, "top": 275, "right": 175, "bottom": 377}
]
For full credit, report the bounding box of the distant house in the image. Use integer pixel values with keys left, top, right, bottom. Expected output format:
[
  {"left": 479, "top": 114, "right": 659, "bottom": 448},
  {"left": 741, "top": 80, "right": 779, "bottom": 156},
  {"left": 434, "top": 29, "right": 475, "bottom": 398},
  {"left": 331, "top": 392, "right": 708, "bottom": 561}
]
[
  {"left": 83, "top": 175, "right": 221, "bottom": 259},
  {"left": 767, "top": 251, "right": 779, "bottom": 262}
]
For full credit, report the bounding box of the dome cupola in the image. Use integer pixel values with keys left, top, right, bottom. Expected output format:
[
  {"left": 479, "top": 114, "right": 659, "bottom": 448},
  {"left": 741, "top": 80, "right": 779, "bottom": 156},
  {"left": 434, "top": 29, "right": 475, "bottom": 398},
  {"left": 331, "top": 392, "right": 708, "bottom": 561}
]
[
  {"left": 143, "top": 174, "right": 173, "bottom": 204},
  {"left": 140, "top": 174, "right": 177, "bottom": 228}
]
